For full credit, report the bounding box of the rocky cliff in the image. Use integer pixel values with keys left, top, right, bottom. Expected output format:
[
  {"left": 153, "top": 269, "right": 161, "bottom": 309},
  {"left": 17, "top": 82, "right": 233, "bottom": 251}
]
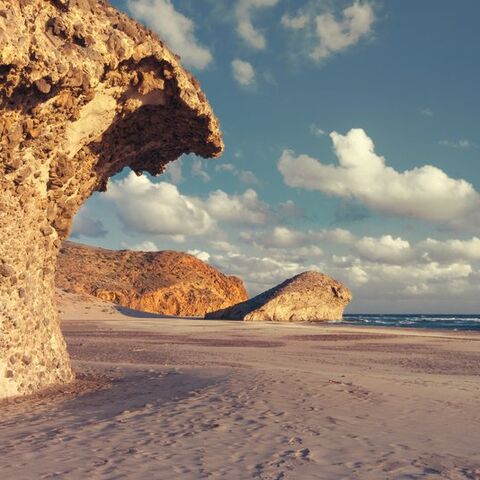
[
  {"left": 206, "top": 271, "right": 352, "bottom": 322},
  {"left": 57, "top": 242, "right": 248, "bottom": 317},
  {"left": 0, "top": 0, "right": 223, "bottom": 398}
]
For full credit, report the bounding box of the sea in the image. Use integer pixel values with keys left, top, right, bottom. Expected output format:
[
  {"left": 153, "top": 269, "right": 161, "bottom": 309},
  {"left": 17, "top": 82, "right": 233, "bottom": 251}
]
[{"left": 341, "top": 314, "right": 480, "bottom": 331}]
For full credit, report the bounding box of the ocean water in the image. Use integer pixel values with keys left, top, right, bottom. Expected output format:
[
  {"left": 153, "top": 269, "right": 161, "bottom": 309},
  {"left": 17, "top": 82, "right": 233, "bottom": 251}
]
[{"left": 341, "top": 314, "right": 480, "bottom": 331}]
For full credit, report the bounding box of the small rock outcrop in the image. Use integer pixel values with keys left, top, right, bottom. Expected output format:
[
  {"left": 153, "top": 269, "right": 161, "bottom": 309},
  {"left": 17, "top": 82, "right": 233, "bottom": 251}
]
[
  {"left": 0, "top": 0, "right": 223, "bottom": 398},
  {"left": 206, "top": 271, "right": 352, "bottom": 322},
  {"left": 57, "top": 242, "right": 248, "bottom": 317}
]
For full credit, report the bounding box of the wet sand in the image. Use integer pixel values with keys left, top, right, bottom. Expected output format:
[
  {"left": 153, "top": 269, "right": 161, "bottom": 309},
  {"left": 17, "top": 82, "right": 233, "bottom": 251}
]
[{"left": 1, "top": 292, "right": 480, "bottom": 479}]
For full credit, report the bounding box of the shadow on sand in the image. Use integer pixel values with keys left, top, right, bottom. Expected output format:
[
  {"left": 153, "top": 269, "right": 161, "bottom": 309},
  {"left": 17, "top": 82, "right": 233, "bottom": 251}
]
[
  {"left": 114, "top": 305, "right": 190, "bottom": 319},
  {"left": 113, "top": 305, "right": 236, "bottom": 322}
]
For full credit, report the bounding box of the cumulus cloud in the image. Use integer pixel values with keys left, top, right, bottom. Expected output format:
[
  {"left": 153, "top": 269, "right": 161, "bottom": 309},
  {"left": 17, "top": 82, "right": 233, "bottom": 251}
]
[
  {"left": 278, "top": 128, "right": 480, "bottom": 227},
  {"left": 319, "top": 227, "right": 356, "bottom": 244},
  {"left": 128, "top": 0, "right": 212, "bottom": 69},
  {"left": 204, "top": 189, "right": 271, "bottom": 225},
  {"left": 105, "top": 172, "right": 214, "bottom": 236},
  {"left": 235, "top": 0, "right": 279, "bottom": 49},
  {"left": 282, "top": 2, "right": 375, "bottom": 61},
  {"left": 231, "top": 59, "right": 256, "bottom": 86},
  {"left": 311, "top": 1, "right": 375, "bottom": 60},
  {"left": 420, "top": 237, "right": 480, "bottom": 262},
  {"left": 104, "top": 172, "right": 277, "bottom": 236},
  {"left": 70, "top": 210, "right": 108, "bottom": 238},
  {"left": 354, "top": 235, "right": 414, "bottom": 265},
  {"left": 347, "top": 265, "right": 369, "bottom": 286}
]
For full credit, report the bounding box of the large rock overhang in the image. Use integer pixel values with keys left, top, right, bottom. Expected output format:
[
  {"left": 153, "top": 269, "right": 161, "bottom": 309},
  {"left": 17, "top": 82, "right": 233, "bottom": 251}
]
[{"left": 0, "top": 0, "right": 223, "bottom": 398}]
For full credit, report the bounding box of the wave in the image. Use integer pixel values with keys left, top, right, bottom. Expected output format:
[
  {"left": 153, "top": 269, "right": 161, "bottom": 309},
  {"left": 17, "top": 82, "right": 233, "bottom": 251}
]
[{"left": 340, "top": 314, "right": 480, "bottom": 331}]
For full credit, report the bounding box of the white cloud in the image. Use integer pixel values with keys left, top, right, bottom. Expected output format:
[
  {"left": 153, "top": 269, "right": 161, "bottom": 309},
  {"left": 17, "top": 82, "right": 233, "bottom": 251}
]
[
  {"left": 318, "top": 227, "right": 356, "bottom": 244},
  {"left": 325, "top": 252, "right": 475, "bottom": 312},
  {"left": 281, "top": 12, "right": 309, "bottom": 30},
  {"left": 188, "top": 249, "right": 211, "bottom": 262},
  {"left": 241, "top": 226, "right": 308, "bottom": 249},
  {"left": 210, "top": 240, "right": 239, "bottom": 254},
  {"left": 242, "top": 226, "right": 355, "bottom": 250},
  {"left": 367, "top": 262, "right": 472, "bottom": 285},
  {"left": 347, "top": 265, "right": 369, "bottom": 286},
  {"left": 128, "top": 0, "right": 212, "bottom": 69},
  {"left": 204, "top": 189, "right": 271, "bottom": 225},
  {"left": 105, "top": 172, "right": 214, "bottom": 236},
  {"left": 278, "top": 128, "right": 480, "bottom": 227},
  {"left": 231, "top": 59, "right": 256, "bottom": 86},
  {"left": 354, "top": 235, "right": 414, "bottom": 264},
  {"left": 311, "top": 1, "right": 375, "bottom": 60},
  {"left": 420, "top": 237, "right": 480, "bottom": 263},
  {"left": 105, "top": 172, "right": 275, "bottom": 235},
  {"left": 281, "top": 2, "right": 375, "bottom": 62},
  {"left": 235, "top": 0, "right": 279, "bottom": 49}
]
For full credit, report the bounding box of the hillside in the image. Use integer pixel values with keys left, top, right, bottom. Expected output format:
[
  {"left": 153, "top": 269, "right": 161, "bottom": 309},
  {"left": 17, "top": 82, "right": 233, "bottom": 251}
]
[{"left": 56, "top": 242, "right": 248, "bottom": 317}]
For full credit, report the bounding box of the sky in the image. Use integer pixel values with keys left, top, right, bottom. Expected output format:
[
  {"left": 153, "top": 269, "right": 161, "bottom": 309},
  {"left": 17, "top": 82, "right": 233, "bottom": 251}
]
[{"left": 71, "top": 0, "right": 480, "bottom": 313}]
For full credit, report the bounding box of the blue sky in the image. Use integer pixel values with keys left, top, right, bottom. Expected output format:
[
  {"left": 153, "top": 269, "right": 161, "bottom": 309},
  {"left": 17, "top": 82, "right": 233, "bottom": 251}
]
[{"left": 72, "top": 0, "right": 480, "bottom": 313}]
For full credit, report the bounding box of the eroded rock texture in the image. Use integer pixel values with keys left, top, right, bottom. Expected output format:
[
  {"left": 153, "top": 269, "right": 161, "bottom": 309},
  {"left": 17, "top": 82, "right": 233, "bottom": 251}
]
[
  {"left": 57, "top": 242, "right": 248, "bottom": 317},
  {"left": 0, "top": 0, "right": 223, "bottom": 398},
  {"left": 207, "top": 271, "right": 352, "bottom": 322}
]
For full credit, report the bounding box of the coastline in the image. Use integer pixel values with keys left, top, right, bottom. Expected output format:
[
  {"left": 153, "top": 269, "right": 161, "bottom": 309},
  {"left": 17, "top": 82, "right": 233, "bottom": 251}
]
[{"left": 2, "top": 294, "right": 480, "bottom": 479}]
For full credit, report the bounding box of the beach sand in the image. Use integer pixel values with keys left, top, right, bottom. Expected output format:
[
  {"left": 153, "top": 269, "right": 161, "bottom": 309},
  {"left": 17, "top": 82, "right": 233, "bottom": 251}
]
[{"left": 1, "top": 291, "right": 480, "bottom": 479}]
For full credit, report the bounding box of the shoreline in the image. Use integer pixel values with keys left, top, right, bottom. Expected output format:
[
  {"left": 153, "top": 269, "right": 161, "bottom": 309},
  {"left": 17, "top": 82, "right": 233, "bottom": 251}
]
[{"left": 2, "top": 293, "right": 480, "bottom": 479}]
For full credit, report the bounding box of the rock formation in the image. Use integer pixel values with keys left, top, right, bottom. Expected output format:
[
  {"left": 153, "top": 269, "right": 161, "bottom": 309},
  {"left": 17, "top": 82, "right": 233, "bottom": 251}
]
[
  {"left": 0, "top": 0, "right": 223, "bottom": 398},
  {"left": 57, "top": 242, "right": 248, "bottom": 317},
  {"left": 206, "top": 271, "right": 352, "bottom": 322}
]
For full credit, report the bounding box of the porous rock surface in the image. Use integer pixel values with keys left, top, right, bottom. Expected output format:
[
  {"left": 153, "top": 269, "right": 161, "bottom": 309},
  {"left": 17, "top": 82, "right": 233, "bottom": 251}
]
[
  {"left": 206, "top": 271, "right": 352, "bottom": 322},
  {"left": 0, "top": 0, "right": 223, "bottom": 398},
  {"left": 57, "top": 242, "right": 248, "bottom": 317}
]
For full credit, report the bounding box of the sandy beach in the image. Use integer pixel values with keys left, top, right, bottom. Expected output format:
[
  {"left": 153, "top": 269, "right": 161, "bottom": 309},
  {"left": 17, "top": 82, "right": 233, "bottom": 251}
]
[{"left": 1, "top": 292, "right": 480, "bottom": 479}]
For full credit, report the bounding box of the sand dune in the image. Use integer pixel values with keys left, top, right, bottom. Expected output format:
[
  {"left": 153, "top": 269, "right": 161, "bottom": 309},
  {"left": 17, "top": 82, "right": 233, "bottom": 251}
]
[{"left": 1, "top": 293, "right": 480, "bottom": 479}]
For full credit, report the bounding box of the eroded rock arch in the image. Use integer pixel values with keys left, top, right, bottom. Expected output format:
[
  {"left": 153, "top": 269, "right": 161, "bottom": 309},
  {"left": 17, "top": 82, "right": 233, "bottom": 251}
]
[{"left": 0, "top": 0, "right": 223, "bottom": 398}]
